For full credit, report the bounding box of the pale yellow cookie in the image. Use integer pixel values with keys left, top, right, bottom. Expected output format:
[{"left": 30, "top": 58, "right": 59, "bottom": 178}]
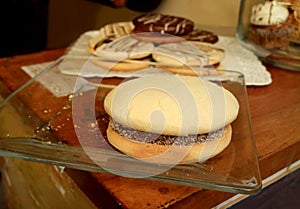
[{"left": 190, "top": 41, "right": 225, "bottom": 66}]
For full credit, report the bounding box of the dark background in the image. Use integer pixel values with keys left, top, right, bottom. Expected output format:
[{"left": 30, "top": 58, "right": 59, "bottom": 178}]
[
  {"left": 0, "top": 0, "right": 163, "bottom": 58},
  {"left": 0, "top": 0, "right": 49, "bottom": 58}
]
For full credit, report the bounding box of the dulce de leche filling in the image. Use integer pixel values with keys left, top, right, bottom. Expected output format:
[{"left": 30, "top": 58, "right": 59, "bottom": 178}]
[{"left": 110, "top": 119, "right": 225, "bottom": 146}]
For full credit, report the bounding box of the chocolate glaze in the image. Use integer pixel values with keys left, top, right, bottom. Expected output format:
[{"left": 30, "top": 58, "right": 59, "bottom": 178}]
[
  {"left": 132, "top": 13, "right": 194, "bottom": 36},
  {"left": 110, "top": 120, "right": 223, "bottom": 146},
  {"left": 188, "top": 29, "right": 219, "bottom": 44}
]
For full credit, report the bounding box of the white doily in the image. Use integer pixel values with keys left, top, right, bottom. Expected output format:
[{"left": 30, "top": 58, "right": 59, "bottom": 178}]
[{"left": 216, "top": 36, "right": 272, "bottom": 86}]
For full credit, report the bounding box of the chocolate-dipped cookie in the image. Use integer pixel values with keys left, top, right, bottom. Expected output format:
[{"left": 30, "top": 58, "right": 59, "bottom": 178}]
[
  {"left": 132, "top": 13, "right": 194, "bottom": 36},
  {"left": 188, "top": 29, "right": 219, "bottom": 44}
]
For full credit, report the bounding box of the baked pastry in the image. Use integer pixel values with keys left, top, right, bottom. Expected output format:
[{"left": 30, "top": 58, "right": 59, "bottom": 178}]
[
  {"left": 88, "top": 21, "right": 134, "bottom": 52},
  {"left": 104, "top": 75, "right": 239, "bottom": 164},
  {"left": 250, "top": 0, "right": 299, "bottom": 49},
  {"left": 87, "top": 15, "right": 223, "bottom": 74},
  {"left": 155, "top": 41, "right": 225, "bottom": 75},
  {"left": 132, "top": 13, "right": 194, "bottom": 36},
  {"left": 188, "top": 29, "right": 219, "bottom": 44},
  {"left": 90, "top": 35, "right": 224, "bottom": 73},
  {"left": 153, "top": 41, "right": 224, "bottom": 66},
  {"left": 152, "top": 41, "right": 208, "bottom": 67},
  {"left": 90, "top": 35, "right": 153, "bottom": 71},
  {"left": 132, "top": 13, "right": 194, "bottom": 43},
  {"left": 92, "top": 35, "right": 154, "bottom": 60}
]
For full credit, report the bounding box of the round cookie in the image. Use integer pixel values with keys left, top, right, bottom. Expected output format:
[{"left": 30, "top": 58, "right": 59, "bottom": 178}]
[
  {"left": 152, "top": 41, "right": 224, "bottom": 75},
  {"left": 88, "top": 21, "right": 134, "bottom": 52},
  {"left": 90, "top": 34, "right": 153, "bottom": 72},
  {"left": 104, "top": 75, "right": 239, "bottom": 164},
  {"left": 152, "top": 41, "right": 224, "bottom": 67},
  {"left": 93, "top": 35, "right": 154, "bottom": 60},
  {"left": 104, "top": 75, "right": 239, "bottom": 135},
  {"left": 152, "top": 41, "right": 209, "bottom": 67},
  {"left": 91, "top": 58, "right": 150, "bottom": 72},
  {"left": 190, "top": 41, "right": 225, "bottom": 66},
  {"left": 99, "top": 21, "right": 133, "bottom": 37},
  {"left": 188, "top": 29, "right": 219, "bottom": 44},
  {"left": 132, "top": 13, "right": 194, "bottom": 36}
]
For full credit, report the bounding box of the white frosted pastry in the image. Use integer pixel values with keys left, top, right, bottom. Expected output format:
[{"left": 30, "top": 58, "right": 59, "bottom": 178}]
[
  {"left": 88, "top": 21, "right": 134, "bottom": 52},
  {"left": 99, "top": 21, "right": 134, "bottom": 38},
  {"left": 94, "top": 35, "right": 154, "bottom": 60},
  {"left": 152, "top": 41, "right": 209, "bottom": 67},
  {"left": 250, "top": 1, "right": 289, "bottom": 26}
]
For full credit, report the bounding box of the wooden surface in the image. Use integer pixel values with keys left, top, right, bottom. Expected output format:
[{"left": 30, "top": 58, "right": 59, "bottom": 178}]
[{"left": 0, "top": 49, "right": 299, "bottom": 209}]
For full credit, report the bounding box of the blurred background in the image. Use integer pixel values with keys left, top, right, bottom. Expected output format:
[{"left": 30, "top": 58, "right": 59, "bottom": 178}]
[{"left": 0, "top": 0, "right": 240, "bottom": 57}]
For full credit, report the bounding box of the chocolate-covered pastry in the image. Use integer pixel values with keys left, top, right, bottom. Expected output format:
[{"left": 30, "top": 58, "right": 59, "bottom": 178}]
[
  {"left": 249, "top": 0, "right": 299, "bottom": 49},
  {"left": 132, "top": 13, "right": 194, "bottom": 36},
  {"left": 188, "top": 29, "right": 219, "bottom": 44}
]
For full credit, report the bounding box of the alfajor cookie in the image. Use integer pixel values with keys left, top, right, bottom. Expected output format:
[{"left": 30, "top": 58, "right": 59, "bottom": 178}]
[
  {"left": 188, "top": 29, "right": 219, "bottom": 44},
  {"left": 152, "top": 41, "right": 224, "bottom": 67},
  {"left": 88, "top": 21, "right": 134, "bottom": 52},
  {"left": 104, "top": 75, "right": 239, "bottom": 164},
  {"left": 132, "top": 13, "right": 194, "bottom": 36},
  {"left": 132, "top": 13, "right": 194, "bottom": 43},
  {"left": 151, "top": 41, "right": 224, "bottom": 76},
  {"left": 92, "top": 35, "right": 154, "bottom": 60},
  {"left": 90, "top": 35, "right": 154, "bottom": 71},
  {"left": 191, "top": 41, "right": 225, "bottom": 66}
]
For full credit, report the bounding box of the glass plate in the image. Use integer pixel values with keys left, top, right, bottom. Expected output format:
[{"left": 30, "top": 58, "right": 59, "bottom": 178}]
[{"left": 0, "top": 59, "right": 261, "bottom": 194}]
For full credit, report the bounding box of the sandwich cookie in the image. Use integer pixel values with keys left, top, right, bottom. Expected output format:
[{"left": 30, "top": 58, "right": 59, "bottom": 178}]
[
  {"left": 152, "top": 41, "right": 209, "bottom": 67},
  {"left": 132, "top": 13, "right": 194, "bottom": 36},
  {"left": 93, "top": 35, "right": 154, "bottom": 60},
  {"left": 155, "top": 41, "right": 225, "bottom": 75},
  {"left": 132, "top": 13, "right": 194, "bottom": 43},
  {"left": 104, "top": 75, "right": 239, "bottom": 164},
  {"left": 88, "top": 21, "right": 134, "bottom": 52},
  {"left": 188, "top": 29, "right": 219, "bottom": 44},
  {"left": 91, "top": 35, "right": 154, "bottom": 71}
]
